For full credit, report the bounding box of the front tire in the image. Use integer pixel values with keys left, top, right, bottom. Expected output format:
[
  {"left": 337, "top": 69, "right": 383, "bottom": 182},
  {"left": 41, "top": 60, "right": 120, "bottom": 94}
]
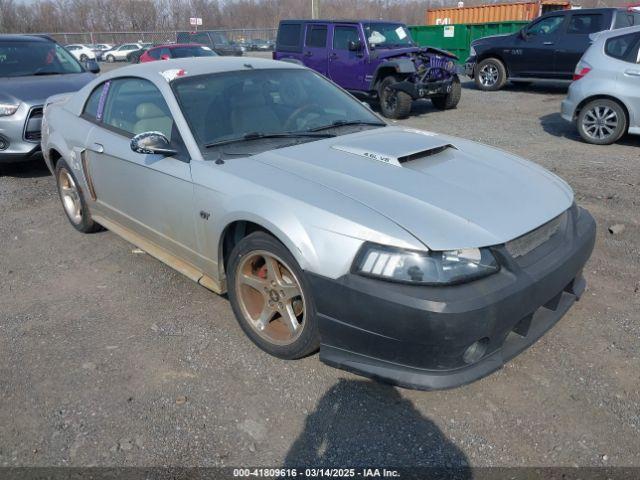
[
  {"left": 431, "top": 74, "right": 461, "bottom": 110},
  {"left": 106, "top": 54, "right": 115, "bottom": 63},
  {"left": 55, "top": 159, "right": 101, "bottom": 233},
  {"left": 227, "top": 232, "right": 320, "bottom": 359},
  {"left": 475, "top": 58, "right": 507, "bottom": 91},
  {"left": 79, "top": 54, "right": 88, "bottom": 62},
  {"left": 577, "top": 99, "right": 627, "bottom": 145},
  {"left": 378, "top": 76, "right": 413, "bottom": 119}
]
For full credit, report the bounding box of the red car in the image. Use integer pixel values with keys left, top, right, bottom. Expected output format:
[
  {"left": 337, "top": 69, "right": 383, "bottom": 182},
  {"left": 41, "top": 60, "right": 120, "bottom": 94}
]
[{"left": 139, "top": 43, "right": 218, "bottom": 63}]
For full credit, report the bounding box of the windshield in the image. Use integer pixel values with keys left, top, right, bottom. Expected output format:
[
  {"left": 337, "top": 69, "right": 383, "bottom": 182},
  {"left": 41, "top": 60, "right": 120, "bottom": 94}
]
[
  {"left": 173, "top": 46, "right": 217, "bottom": 58},
  {"left": 363, "top": 23, "right": 413, "bottom": 48},
  {"left": 172, "top": 68, "right": 384, "bottom": 154},
  {"left": 0, "top": 40, "right": 83, "bottom": 77}
]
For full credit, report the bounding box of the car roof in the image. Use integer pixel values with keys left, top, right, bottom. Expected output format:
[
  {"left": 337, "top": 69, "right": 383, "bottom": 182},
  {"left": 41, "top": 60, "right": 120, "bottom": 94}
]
[
  {"left": 592, "top": 24, "right": 640, "bottom": 40},
  {"left": 101, "top": 56, "right": 304, "bottom": 80},
  {"left": 280, "top": 19, "right": 405, "bottom": 24},
  {"left": 152, "top": 43, "right": 203, "bottom": 49},
  {"left": 540, "top": 7, "right": 624, "bottom": 15},
  {"left": 0, "top": 34, "right": 54, "bottom": 43}
]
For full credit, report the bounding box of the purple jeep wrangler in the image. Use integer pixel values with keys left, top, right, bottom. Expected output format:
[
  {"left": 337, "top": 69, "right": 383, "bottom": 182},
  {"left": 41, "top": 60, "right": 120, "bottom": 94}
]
[{"left": 274, "top": 20, "right": 461, "bottom": 119}]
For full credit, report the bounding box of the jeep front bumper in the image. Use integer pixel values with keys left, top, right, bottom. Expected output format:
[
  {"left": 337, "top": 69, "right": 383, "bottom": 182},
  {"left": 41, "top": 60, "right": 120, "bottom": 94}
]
[{"left": 391, "top": 75, "right": 456, "bottom": 100}]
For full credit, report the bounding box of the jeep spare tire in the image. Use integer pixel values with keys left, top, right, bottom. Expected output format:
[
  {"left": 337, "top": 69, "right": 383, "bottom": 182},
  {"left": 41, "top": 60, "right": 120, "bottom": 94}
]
[
  {"left": 378, "top": 76, "right": 412, "bottom": 119},
  {"left": 431, "top": 74, "right": 461, "bottom": 110}
]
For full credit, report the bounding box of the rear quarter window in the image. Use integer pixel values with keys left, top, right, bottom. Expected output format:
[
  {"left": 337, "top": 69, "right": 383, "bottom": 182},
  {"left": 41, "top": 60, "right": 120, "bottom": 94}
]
[
  {"left": 277, "top": 23, "right": 303, "bottom": 52},
  {"left": 604, "top": 32, "right": 640, "bottom": 62},
  {"left": 567, "top": 14, "right": 604, "bottom": 35}
]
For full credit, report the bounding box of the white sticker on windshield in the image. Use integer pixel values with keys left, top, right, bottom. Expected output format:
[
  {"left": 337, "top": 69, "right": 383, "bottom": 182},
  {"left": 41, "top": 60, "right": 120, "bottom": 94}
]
[{"left": 396, "top": 27, "right": 407, "bottom": 40}]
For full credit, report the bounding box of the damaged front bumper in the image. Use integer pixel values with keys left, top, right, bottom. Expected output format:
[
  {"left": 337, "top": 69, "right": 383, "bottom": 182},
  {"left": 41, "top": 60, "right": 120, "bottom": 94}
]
[{"left": 391, "top": 74, "right": 456, "bottom": 100}]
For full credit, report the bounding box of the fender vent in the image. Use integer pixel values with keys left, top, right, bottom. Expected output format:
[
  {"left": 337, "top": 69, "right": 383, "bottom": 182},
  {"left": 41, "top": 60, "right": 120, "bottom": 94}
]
[{"left": 397, "top": 144, "right": 456, "bottom": 164}]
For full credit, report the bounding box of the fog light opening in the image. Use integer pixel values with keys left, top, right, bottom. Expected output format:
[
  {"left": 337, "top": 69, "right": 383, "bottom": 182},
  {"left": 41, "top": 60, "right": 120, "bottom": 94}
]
[
  {"left": 0, "top": 136, "right": 8, "bottom": 151},
  {"left": 463, "top": 337, "right": 489, "bottom": 365}
]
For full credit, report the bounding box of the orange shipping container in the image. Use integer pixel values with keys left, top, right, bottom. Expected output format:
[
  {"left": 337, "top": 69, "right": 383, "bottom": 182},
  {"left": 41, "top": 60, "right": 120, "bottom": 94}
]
[{"left": 426, "top": 0, "right": 571, "bottom": 25}]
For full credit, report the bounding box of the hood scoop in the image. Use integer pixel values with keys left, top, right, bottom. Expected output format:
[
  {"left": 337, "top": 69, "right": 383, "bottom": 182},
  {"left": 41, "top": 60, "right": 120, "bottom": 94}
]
[{"left": 331, "top": 128, "right": 456, "bottom": 167}]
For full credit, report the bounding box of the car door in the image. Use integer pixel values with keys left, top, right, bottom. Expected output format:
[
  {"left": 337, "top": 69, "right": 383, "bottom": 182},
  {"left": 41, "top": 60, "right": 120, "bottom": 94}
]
[
  {"left": 302, "top": 23, "right": 329, "bottom": 75},
  {"left": 555, "top": 12, "right": 608, "bottom": 78},
  {"left": 608, "top": 32, "right": 640, "bottom": 129},
  {"left": 83, "top": 77, "right": 200, "bottom": 266},
  {"left": 328, "top": 24, "right": 367, "bottom": 90},
  {"left": 507, "top": 14, "right": 566, "bottom": 77}
]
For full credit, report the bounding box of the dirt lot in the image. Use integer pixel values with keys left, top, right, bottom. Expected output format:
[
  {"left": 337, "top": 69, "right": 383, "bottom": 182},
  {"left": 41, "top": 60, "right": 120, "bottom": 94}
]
[{"left": 1, "top": 65, "right": 639, "bottom": 470}]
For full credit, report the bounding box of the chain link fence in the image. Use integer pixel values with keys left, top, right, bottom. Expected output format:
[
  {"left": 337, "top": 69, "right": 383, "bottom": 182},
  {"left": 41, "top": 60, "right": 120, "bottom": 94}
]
[{"left": 44, "top": 28, "right": 277, "bottom": 47}]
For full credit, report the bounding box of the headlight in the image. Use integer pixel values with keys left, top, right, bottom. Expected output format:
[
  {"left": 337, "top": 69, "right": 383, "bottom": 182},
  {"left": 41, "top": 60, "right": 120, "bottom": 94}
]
[
  {"left": 353, "top": 243, "right": 499, "bottom": 285},
  {"left": 0, "top": 103, "right": 20, "bottom": 117},
  {"left": 469, "top": 45, "right": 477, "bottom": 57}
]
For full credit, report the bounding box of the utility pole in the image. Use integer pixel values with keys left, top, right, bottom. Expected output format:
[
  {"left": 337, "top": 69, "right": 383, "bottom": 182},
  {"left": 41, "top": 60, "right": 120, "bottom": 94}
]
[{"left": 311, "top": 0, "right": 319, "bottom": 19}]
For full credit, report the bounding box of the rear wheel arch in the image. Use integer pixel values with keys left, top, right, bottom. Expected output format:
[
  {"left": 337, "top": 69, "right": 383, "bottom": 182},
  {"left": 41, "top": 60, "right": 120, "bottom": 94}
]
[{"left": 575, "top": 95, "right": 629, "bottom": 131}]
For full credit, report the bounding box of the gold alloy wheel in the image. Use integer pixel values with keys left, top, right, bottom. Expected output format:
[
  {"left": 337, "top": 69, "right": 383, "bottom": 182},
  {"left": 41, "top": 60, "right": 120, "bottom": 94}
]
[
  {"left": 58, "top": 168, "right": 82, "bottom": 225},
  {"left": 235, "top": 250, "right": 306, "bottom": 346}
]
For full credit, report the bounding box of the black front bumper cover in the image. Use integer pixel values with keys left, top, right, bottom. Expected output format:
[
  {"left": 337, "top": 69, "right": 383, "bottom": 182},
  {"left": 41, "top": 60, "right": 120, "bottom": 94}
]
[{"left": 308, "top": 205, "right": 596, "bottom": 391}]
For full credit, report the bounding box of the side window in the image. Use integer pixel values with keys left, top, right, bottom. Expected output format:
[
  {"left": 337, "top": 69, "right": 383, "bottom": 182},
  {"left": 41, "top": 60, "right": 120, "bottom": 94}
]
[
  {"left": 614, "top": 13, "right": 634, "bottom": 29},
  {"left": 605, "top": 32, "right": 640, "bottom": 63},
  {"left": 526, "top": 16, "right": 564, "bottom": 37},
  {"left": 82, "top": 82, "right": 110, "bottom": 122},
  {"left": 567, "top": 14, "right": 604, "bottom": 35},
  {"left": 193, "top": 33, "right": 211, "bottom": 46},
  {"left": 101, "top": 78, "right": 175, "bottom": 140},
  {"left": 159, "top": 47, "right": 171, "bottom": 58},
  {"left": 148, "top": 48, "right": 161, "bottom": 60},
  {"left": 306, "top": 25, "right": 327, "bottom": 48},
  {"left": 277, "top": 23, "right": 302, "bottom": 51},
  {"left": 333, "top": 26, "right": 360, "bottom": 50}
]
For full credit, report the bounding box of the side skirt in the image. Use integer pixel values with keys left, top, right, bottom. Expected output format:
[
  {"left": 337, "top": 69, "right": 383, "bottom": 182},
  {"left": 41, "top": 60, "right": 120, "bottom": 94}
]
[{"left": 93, "top": 214, "right": 224, "bottom": 295}]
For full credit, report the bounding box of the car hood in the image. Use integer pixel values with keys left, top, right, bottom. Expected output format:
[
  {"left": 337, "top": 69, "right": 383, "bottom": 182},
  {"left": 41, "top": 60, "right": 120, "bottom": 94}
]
[
  {"left": 253, "top": 126, "right": 573, "bottom": 250},
  {"left": 472, "top": 33, "right": 513, "bottom": 46},
  {"left": 0, "top": 72, "right": 95, "bottom": 105}
]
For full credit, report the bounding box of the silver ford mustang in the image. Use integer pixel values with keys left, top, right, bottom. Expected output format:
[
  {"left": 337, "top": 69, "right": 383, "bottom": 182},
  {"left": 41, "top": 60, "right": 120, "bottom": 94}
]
[{"left": 41, "top": 57, "right": 596, "bottom": 390}]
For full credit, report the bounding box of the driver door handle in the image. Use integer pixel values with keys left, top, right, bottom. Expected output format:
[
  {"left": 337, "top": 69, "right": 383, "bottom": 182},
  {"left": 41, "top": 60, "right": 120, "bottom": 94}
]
[
  {"left": 624, "top": 69, "right": 640, "bottom": 77},
  {"left": 304, "top": 51, "right": 312, "bottom": 57},
  {"left": 329, "top": 52, "right": 338, "bottom": 59},
  {"left": 543, "top": 41, "right": 554, "bottom": 45},
  {"left": 90, "top": 143, "right": 104, "bottom": 154}
]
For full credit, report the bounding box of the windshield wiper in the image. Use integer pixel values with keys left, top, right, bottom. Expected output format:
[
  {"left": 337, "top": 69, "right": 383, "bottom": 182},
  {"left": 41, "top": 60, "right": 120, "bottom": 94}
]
[
  {"left": 205, "top": 131, "right": 335, "bottom": 148},
  {"left": 32, "top": 71, "right": 63, "bottom": 76},
  {"left": 307, "top": 120, "right": 386, "bottom": 132}
]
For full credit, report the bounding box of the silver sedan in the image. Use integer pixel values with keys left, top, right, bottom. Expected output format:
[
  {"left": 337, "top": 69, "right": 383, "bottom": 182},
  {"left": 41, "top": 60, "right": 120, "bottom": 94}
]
[{"left": 41, "top": 57, "right": 596, "bottom": 390}]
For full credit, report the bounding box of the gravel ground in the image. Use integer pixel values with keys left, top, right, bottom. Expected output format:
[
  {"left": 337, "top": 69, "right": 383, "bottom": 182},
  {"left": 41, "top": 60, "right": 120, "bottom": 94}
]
[{"left": 1, "top": 68, "right": 639, "bottom": 470}]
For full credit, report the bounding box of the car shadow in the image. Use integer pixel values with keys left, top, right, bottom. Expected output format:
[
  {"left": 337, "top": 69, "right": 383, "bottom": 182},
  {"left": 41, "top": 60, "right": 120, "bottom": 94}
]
[
  {"left": 0, "top": 158, "right": 51, "bottom": 178},
  {"left": 462, "top": 79, "right": 569, "bottom": 95},
  {"left": 283, "top": 379, "right": 471, "bottom": 473},
  {"left": 540, "top": 112, "right": 581, "bottom": 140}
]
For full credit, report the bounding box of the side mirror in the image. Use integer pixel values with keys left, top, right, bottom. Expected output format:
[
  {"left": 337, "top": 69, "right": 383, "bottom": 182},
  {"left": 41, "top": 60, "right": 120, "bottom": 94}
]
[
  {"left": 84, "top": 59, "right": 100, "bottom": 73},
  {"left": 519, "top": 29, "right": 528, "bottom": 40},
  {"left": 348, "top": 40, "right": 363, "bottom": 52},
  {"left": 131, "top": 132, "right": 177, "bottom": 156},
  {"left": 160, "top": 54, "right": 170, "bottom": 60}
]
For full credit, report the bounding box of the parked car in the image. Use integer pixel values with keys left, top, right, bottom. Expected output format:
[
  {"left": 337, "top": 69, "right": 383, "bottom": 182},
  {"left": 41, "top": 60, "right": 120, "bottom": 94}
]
[
  {"left": 0, "top": 35, "right": 98, "bottom": 164},
  {"left": 465, "top": 8, "right": 640, "bottom": 90},
  {"left": 103, "top": 43, "right": 143, "bottom": 62},
  {"left": 561, "top": 25, "right": 640, "bottom": 145},
  {"left": 65, "top": 44, "right": 96, "bottom": 62},
  {"left": 127, "top": 43, "right": 155, "bottom": 63},
  {"left": 41, "top": 57, "right": 595, "bottom": 390},
  {"left": 274, "top": 20, "right": 461, "bottom": 119},
  {"left": 176, "top": 31, "right": 243, "bottom": 56},
  {"left": 250, "top": 39, "right": 274, "bottom": 51},
  {"left": 140, "top": 43, "right": 217, "bottom": 62},
  {"left": 91, "top": 43, "right": 113, "bottom": 60}
]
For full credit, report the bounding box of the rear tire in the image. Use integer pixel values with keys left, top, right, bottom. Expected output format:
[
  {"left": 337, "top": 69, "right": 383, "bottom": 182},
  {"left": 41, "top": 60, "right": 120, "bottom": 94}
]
[
  {"left": 378, "top": 76, "right": 413, "bottom": 119},
  {"left": 431, "top": 74, "right": 461, "bottom": 110},
  {"left": 475, "top": 58, "right": 507, "bottom": 91},
  {"left": 227, "top": 232, "right": 320, "bottom": 360},
  {"left": 54, "top": 159, "right": 102, "bottom": 233},
  {"left": 106, "top": 54, "right": 115, "bottom": 63},
  {"left": 577, "top": 99, "right": 627, "bottom": 145}
]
